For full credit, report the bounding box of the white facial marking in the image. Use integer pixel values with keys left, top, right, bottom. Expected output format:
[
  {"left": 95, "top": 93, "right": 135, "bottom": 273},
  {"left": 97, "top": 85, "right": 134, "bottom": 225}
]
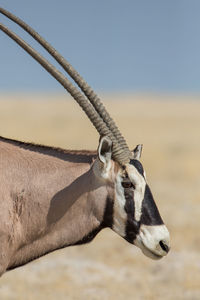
[
  {"left": 135, "top": 224, "right": 170, "bottom": 260},
  {"left": 112, "top": 172, "right": 127, "bottom": 237},
  {"left": 126, "top": 164, "right": 146, "bottom": 222}
]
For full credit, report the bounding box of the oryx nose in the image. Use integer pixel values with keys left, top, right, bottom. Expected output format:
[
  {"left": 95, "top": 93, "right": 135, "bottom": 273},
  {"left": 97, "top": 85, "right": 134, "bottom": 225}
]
[{"left": 159, "top": 240, "right": 170, "bottom": 253}]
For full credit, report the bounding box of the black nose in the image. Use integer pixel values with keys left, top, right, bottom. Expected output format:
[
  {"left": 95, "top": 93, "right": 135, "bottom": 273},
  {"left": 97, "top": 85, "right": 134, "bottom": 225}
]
[{"left": 159, "top": 240, "right": 170, "bottom": 253}]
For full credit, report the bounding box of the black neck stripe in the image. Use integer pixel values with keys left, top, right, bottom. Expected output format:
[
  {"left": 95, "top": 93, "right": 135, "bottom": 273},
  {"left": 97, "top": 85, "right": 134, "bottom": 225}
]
[
  {"left": 102, "top": 196, "right": 114, "bottom": 228},
  {"left": 75, "top": 196, "right": 114, "bottom": 245}
]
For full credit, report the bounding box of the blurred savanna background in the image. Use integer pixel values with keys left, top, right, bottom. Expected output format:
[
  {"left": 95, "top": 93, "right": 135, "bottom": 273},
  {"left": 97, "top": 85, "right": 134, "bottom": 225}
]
[{"left": 0, "top": 1, "right": 200, "bottom": 300}]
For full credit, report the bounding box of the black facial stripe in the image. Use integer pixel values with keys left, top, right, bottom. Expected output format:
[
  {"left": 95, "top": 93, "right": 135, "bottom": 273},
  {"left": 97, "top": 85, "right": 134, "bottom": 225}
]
[
  {"left": 130, "top": 159, "right": 144, "bottom": 177},
  {"left": 140, "top": 185, "right": 164, "bottom": 226},
  {"left": 124, "top": 189, "right": 135, "bottom": 215},
  {"left": 124, "top": 188, "right": 140, "bottom": 243}
]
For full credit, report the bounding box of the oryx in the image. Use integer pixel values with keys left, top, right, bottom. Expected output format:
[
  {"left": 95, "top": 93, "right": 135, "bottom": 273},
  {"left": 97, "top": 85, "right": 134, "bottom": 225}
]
[{"left": 0, "top": 8, "right": 170, "bottom": 276}]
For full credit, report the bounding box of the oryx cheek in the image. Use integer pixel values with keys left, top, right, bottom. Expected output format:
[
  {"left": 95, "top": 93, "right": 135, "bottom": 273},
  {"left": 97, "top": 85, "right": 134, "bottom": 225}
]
[{"left": 112, "top": 176, "right": 127, "bottom": 237}]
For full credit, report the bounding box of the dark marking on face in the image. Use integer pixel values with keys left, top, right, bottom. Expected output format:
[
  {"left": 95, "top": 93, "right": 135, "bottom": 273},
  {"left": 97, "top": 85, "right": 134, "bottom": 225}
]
[
  {"left": 124, "top": 188, "right": 140, "bottom": 243},
  {"left": 140, "top": 185, "right": 164, "bottom": 226},
  {"left": 130, "top": 159, "right": 144, "bottom": 177},
  {"left": 124, "top": 188, "right": 134, "bottom": 215}
]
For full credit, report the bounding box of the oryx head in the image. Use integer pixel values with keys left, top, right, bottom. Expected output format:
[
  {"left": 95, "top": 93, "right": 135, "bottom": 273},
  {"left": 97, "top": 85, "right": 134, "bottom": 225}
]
[
  {"left": 0, "top": 7, "right": 170, "bottom": 259},
  {"left": 95, "top": 136, "right": 170, "bottom": 259}
]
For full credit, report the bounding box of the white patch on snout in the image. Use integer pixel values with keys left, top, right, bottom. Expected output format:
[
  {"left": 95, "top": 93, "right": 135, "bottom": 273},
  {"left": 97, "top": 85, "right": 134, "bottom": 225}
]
[
  {"left": 135, "top": 224, "right": 170, "bottom": 260},
  {"left": 126, "top": 164, "right": 146, "bottom": 222}
]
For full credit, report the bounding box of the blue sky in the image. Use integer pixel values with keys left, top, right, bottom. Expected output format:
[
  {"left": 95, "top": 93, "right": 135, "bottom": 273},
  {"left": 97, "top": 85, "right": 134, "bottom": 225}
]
[{"left": 0, "top": 0, "right": 200, "bottom": 93}]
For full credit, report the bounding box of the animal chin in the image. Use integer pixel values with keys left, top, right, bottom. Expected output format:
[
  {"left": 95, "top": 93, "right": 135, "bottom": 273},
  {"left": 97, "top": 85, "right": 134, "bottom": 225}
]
[
  {"left": 140, "top": 242, "right": 163, "bottom": 260},
  {"left": 134, "top": 237, "right": 163, "bottom": 260}
]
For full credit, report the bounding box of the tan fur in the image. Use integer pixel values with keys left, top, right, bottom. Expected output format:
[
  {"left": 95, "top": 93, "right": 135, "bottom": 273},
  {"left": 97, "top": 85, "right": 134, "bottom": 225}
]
[{"left": 0, "top": 137, "right": 108, "bottom": 273}]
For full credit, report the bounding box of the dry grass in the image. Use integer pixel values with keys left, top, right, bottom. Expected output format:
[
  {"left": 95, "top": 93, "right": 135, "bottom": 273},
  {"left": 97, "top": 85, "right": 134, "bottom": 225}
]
[{"left": 0, "top": 93, "right": 199, "bottom": 299}]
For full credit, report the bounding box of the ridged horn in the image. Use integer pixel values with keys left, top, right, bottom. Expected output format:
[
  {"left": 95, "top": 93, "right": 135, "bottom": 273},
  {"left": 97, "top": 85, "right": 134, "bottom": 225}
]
[
  {"left": 0, "top": 7, "right": 131, "bottom": 157},
  {"left": 0, "top": 22, "right": 130, "bottom": 165}
]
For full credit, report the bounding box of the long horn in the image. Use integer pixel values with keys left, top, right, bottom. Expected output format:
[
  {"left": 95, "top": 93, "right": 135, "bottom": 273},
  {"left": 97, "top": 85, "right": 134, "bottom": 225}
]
[
  {"left": 0, "top": 7, "right": 130, "bottom": 155},
  {"left": 0, "top": 22, "right": 130, "bottom": 165}
]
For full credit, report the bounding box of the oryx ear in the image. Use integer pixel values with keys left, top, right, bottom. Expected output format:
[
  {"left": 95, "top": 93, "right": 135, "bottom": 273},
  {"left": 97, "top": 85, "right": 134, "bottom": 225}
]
[
  {"left": 133, "top": 144, "right": 143, "bottom": 160},
  {"left": 98, "top": 136, "right": 112, "bottom": 165}
]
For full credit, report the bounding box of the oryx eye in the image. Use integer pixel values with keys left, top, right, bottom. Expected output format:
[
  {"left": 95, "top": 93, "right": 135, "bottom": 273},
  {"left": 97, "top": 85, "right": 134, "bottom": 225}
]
[{"left": 122, "top": 181, "right": 135, "bottom": 189}]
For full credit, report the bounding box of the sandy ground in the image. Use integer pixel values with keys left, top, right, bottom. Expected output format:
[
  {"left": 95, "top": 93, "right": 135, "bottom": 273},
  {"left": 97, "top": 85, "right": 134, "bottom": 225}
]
[{"left": 0, "top": 93, "right": 199, "bottom": 299}]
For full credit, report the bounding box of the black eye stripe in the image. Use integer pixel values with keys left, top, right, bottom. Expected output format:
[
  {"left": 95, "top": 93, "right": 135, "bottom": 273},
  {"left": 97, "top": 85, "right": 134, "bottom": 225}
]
[
  {"left": 122, "top": 181, "right": 135, "bottom": 189},
  {"left": 121, "top": 175, "right": 135, "bottom": 189},
  {"left": 124, "top": 187, "right": 140, "bottom": 243}
]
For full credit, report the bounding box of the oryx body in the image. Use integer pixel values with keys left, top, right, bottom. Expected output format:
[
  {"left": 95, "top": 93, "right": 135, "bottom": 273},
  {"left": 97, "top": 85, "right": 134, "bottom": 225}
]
[{"left": 0, "top": 136, "right": 169, "bottom": 275}]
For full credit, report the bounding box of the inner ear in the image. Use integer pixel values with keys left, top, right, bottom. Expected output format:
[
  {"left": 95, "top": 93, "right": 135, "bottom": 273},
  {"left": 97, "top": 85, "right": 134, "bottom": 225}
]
[
  {"left": 133, "top": 144, "right": 143, "bottom": 160},
  {"left": 98, "top": 136, "right": 112, "bottom": 165}
]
